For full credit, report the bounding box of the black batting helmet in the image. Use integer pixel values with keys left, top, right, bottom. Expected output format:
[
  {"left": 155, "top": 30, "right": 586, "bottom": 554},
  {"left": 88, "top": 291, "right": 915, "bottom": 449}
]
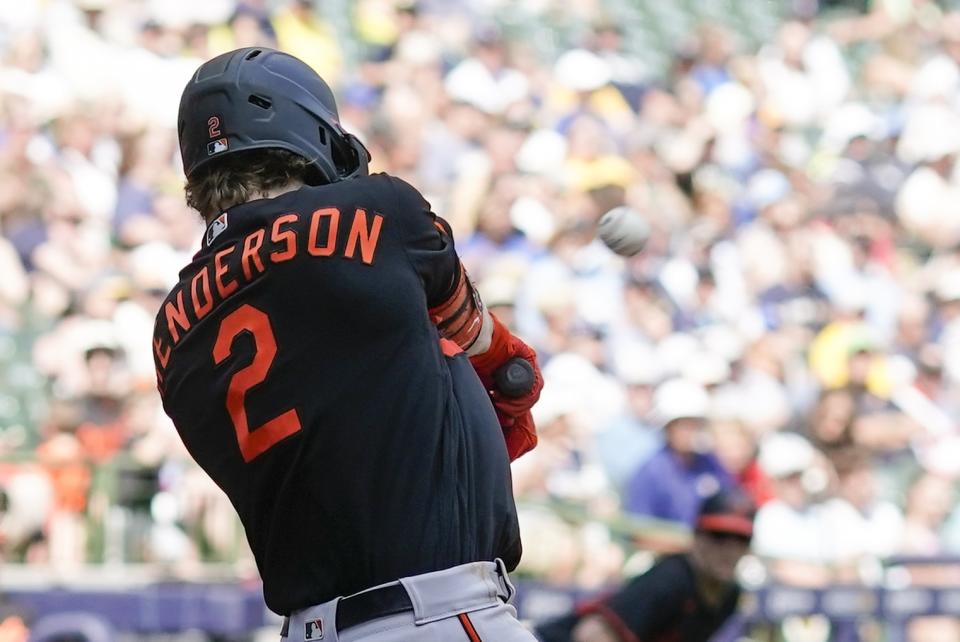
[
  {"left": 177, "top": 47, "right": 369, "bottom": 184},
  {"left": 696, "top": 489, "right": 755, "bottom": 538}
]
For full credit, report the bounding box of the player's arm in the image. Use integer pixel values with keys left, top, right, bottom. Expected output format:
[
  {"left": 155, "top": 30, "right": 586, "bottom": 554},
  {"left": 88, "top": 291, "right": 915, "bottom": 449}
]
[
  {"left": 389, "top": 176, "right": 486, "bottom": 349},
  {"left": 420, "top": 214, "right": 494, "bottom": 356},
  {"left": 391, "top": 176, "right": 542, "bottom": 460},
  {"left": 421, "top": 219, "right": 543, "bottom": 461}
]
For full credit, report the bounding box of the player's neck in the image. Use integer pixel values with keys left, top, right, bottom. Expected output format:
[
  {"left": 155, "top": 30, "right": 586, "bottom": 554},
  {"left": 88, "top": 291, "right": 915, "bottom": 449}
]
[
  {"left": 694, "top": 569, "right": 732, "bottom": 606},
  {"left": 259, "top": 180, "right": 305, "bottom": 201}
]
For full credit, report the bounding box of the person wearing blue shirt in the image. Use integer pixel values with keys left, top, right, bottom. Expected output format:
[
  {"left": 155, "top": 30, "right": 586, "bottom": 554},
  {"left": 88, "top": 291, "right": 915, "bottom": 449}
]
[{"left": 624, "top": 379, "right": 735, "bottom": 530}]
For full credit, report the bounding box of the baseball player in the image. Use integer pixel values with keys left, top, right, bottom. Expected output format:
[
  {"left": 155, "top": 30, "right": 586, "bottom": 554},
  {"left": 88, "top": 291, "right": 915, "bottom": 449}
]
[
  {"left": 534, "top": 490, "right": 754, "bottom": 642},
  {"left": 152, "top": 48, "right": 543, "bottom": 641}
]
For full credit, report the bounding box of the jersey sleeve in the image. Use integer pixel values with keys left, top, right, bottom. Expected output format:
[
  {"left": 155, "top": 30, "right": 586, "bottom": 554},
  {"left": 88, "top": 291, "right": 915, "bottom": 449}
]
[{"left": 389, "top": 176, "right": 461, "bottom": 307}]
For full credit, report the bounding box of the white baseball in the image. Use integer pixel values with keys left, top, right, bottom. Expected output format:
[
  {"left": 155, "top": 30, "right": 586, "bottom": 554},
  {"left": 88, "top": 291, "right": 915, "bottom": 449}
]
[{"left": 597, "top": 207, "right": 649, "bottom": 257}]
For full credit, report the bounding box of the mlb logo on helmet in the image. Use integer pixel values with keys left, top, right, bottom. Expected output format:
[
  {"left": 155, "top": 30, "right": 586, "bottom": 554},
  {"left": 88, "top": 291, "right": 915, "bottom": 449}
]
[
  {"left": 207, "top": 138, "right": 229, "bottom": 155},
  {"left": 305, "top": 618, "right": 324, "bottom": 640}
]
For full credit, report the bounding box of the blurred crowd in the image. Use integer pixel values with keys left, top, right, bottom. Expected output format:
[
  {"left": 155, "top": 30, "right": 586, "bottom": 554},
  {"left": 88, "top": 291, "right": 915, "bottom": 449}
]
[{"left": 4, "top": 0, "right": 960, "bottom": 631}]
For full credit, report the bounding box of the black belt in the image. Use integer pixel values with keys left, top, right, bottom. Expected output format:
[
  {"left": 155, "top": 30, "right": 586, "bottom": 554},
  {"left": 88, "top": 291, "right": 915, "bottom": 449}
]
[
  {"left": 282, "top": 584, "right": 415, "bottom": 637},
  {"left": 337, "top": 583, "right": 413, "bottom": 631}
]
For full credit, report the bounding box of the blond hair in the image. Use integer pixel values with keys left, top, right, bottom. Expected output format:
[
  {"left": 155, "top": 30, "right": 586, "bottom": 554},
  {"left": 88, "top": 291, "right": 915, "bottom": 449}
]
[{"left": 184, "top": 149, "right": 313, "bottom": 221}]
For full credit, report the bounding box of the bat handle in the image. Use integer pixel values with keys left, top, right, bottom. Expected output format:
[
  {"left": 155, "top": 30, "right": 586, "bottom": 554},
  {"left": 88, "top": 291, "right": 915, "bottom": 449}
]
[{"left": 493, "top": 357, "right": 535, "bottom": 398}]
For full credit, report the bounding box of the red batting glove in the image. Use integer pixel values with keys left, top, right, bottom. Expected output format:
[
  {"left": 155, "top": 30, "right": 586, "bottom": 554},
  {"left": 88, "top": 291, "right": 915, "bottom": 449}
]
[
  {"left": 501, "top": 410, "right": 538, "bottom": 461},
  {"left": 470, "top": 314, "right": 543, "bottom": 460}
]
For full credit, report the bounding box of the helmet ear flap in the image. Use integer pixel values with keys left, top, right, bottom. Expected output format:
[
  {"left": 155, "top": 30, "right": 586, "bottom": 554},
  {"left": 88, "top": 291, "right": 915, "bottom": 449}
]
[
  {"left": 329, "top": 132, "right": 370, "bottom": 180},
  {"left": 342, "top": 133, "right": 370, "bottom": 179},
  {"left": 305, "top": 129, "right": 369, "bottom": 184}
]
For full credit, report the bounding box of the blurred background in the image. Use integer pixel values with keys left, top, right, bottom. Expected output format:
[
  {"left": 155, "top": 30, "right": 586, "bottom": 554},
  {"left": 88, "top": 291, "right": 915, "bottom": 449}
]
[{"left": 5, "top": 0, "right": 960, "bottom": 640}]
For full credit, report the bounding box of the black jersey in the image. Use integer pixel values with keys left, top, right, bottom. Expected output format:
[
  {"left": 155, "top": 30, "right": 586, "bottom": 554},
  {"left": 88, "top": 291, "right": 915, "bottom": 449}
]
[
  {"left": 152, "top": 174, "right": 521, "bottom": 615},
  {"left": 535, "top": 555, "right": 740, "bottom": 642}
]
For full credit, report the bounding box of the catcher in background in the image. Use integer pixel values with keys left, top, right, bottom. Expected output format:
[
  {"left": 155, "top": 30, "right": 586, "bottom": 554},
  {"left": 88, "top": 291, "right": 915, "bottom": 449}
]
[
  {"left": 152, "top": 48, "right": 542, "bottom": 641},
  {"left": 534, "top": 490, "right": 755, "bottom": 642}
]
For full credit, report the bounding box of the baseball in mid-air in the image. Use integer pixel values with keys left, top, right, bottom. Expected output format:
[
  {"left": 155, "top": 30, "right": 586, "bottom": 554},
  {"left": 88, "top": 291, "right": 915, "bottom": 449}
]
[{"left": 597, "top": 206, "right": 649, "bottom": 257}]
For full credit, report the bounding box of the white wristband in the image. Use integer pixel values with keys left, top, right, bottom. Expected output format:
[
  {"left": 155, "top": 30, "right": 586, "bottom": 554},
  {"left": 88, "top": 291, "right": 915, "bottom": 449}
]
[{"left": 465, "top": 308, "right": 494, "bottom": 357}]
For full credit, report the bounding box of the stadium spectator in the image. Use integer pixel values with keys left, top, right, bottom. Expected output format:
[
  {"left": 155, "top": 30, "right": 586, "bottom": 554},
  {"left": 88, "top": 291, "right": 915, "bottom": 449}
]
[
  {"left": 899, "top": 473, "right": 955, "bottom": 556},
  {"left": 751, "top": 433, "right": 834, "bottom": 586},
  {"left": 594, "top": 348, "right": 662, "bottom": 496},
  {"left": 818, "top": 448, "right": 904, "bottom": 577},
  {"left": 623, "top": 379, "right": 734, "bottom": 542},
  {"left": 710, "top": 418, "right": 775, "bottom": 507}
]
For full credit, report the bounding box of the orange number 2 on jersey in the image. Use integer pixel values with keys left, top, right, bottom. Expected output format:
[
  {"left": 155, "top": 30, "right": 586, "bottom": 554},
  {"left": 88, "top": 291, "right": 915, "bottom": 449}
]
[{"left": 213, "top": 304, "right": 302, "bottom": 462}]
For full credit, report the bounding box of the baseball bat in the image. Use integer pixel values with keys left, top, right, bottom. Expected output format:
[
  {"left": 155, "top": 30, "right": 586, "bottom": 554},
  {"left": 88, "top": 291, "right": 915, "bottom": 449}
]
[{"left": 493, "top": 357, "right": 535, "bottom": 397}]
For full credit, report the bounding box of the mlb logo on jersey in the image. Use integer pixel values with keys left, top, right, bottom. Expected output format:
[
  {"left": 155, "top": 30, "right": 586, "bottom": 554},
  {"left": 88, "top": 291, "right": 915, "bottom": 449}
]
[
  {"left": 304, "top": 618, "right": 324, "bottom": 640},
  {"left": 206, "top": 212, "right": 228, "bottom": 246},
  {"left": 207, "top": 137, "right": 229, "bottom": 155}
]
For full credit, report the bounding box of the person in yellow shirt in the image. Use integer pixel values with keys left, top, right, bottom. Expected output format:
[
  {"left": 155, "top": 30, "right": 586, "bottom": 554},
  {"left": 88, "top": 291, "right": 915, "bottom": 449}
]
[
  {"left": 809, "top": 318, "right": 892, "bottom": 398},
  {"left": 272, "top": 0, "right": 344, "bottom": 88}
]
